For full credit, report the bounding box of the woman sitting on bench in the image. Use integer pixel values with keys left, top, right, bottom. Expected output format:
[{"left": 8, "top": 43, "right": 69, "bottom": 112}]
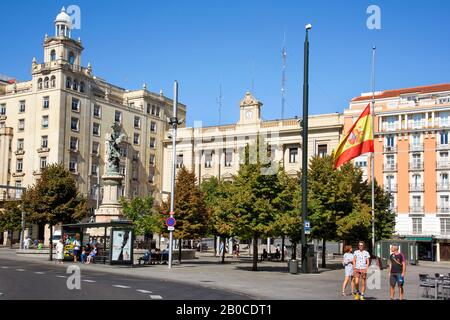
[{"left": 86, "top": 246, "right": 97, "bottom": 264}]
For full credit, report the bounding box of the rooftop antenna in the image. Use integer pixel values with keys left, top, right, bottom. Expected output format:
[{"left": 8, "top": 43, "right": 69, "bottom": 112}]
[
  {"left": 216, "top": 83, "right": 223, "bottom": 125},
  {"left": 281, "top": 30, "right": 287, "bottom": 119}
]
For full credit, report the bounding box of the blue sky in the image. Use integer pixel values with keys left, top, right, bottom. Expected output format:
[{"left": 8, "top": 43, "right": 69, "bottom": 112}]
[{"left": 1, "top": 1, "right": 449, "bottom": 126}]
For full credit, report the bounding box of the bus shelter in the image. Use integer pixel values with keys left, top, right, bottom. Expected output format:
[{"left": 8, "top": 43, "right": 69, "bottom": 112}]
[{"left": 61, "top": 220, "right": 134, "bottom": 265}]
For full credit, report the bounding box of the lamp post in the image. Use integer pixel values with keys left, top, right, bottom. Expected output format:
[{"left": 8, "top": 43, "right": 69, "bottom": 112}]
[{"left": 301, "top": 23, "right": 311, "bottom": 273}]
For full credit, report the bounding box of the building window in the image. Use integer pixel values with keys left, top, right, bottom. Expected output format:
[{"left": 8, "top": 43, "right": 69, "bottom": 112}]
[
  {"left": 71, "top": 97, "right": 80, "bottom": 112},
  {"left": 225, "top": 150, "right": 233, "bottom": 167},
  {"left": 93, "top": 104, "right": 101, "bottom": 118},
  {"left": 92, "top": 123, "right": 100, "bottom": 136},
  {"left": 441, "top": 112, "right": 449, "bottom": 127},
  {"left": 147, "top": 104, "right": 151, "bottom": 114},
  {"left": 386, "top": 136, "right": 394, "bottom": 147},
  {"left": 134, "top": 116, "right": 141, "bottom": 129},
  {"left": 18, "top": 119, "right": 25, "bottom": 131},
  {"left": 71, "top": 117, "right": 79, "bottom": 131},
  {"left": 133, "top": 133, "right": 140, "bottom": 145},
  {"left": 150, "top": 121, "right": 157, "bottom": 132},
  {"left": 412, "top": 153, "right": 422, "bottom": 168},
  {"left": 412, "top": 114, "right": 423, "bottom": 129},
  {"left": 50, "top": 50, "right": 56, "bottom": 61},
  {"left": 15, "top": 181, "right": 22, "bottom": 198},
  {"left": 92, "top": 142, "right": 99, "bottom": 155},
  {"left": 19, "top": 100, "right": 25, "bottom": 113},
  {"left": 151, "top": 105, "right": 156, "bottom": 115},
  {"left": 91, "top": 164, "right": 98, "bottom": 176},
  {"left": 411, "top": 134, "right": 421, "bottom": 147},
  {"left": 386, "top": 116, "right": 396, "bottom": 131},
  {"left": 132, "top": 151, "right": 139, "bottom": 161},
  {"left": 70, "top": 137, "right": 78, "bottom": 151},
  {"left": 66, "top": 77, "right": 72, "bottom": 89},
  {"left": 115, "top": 111, "right": 122, "bottom": 123},
  {"left": 69, "top": 157, "right": 77, "bottom": 172},
  {"left": 41, "top": 136, "right": 48, "bottom": 148},
  {"left": 40, "top": 157, "right": 47, "bottom": 170},
  {"left": 80, "top": 81, "right": 85, "bottom": 93},
  {"left": 289, "top": 148, "right": 298, "bottom": 163},
  {"left": 205, "top": 151, "right": 213, "bottom": 168},
  {"left": 176, "top": 154, "right": 183, "bottom": 168},
  {"left": 43, "top": 96, "right": 49, "bottom": 109},
  {"left": 156, "top": 106, "right": 160, "bottom": 117},
  {"left": 132, "top": 167, "right": 138, "bottom": 180},
  {"left": 0, "top": 103, "right": 6, "bottom": 115},
  {"left": 149, "top": 154, "right": 155, "bottom": 166},
  {"left": 38, "top": 78, "right": 43, "bottom": 90},
  {"left": 441, "top": 218, "right": 450, "bottom": 235},
  {"left": 17, "top": 138, "right": 24, "bottom": 151},
  {"left": 119, "top": 148, "right": 127, "bottom": 158},
  {"left": 412, "top": 218, "right": 422, "bottom": 235},
  {"left": 149, "top": 138, "right": 156, "bottom": 149},
  {"left": 317, "top": 144, "right": 327, "bottom": 158},
  {"left": 441, "top": 131, "right": 449, "bottom": 145},
  {"left": 439, "top": 195, "right": 449, "bottom": 211},
  {"left": 69, "top": 52, "right": 75, "bottom": 65},
  {"left": 50, "top": 76, "right": 56, "bottom": 87},
  {"left": 44, "top": 77, "right": 49, "bottom": 89},
  {"left": 42, "top": 115, "right": 49, "bottom": 129},
  {"left": 386, "top": 175, "right": 395, "bottom": 191},
  {"left": 16, "top": 159, "right": 23, "bottom": 172},
  {"left": 119, "top": 164, "right": 126, "bottom": 175}
]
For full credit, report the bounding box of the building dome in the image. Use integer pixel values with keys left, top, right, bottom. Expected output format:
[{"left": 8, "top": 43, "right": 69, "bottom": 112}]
[{"left": 54, "top": 7, "right": 72, "bottom": 28}]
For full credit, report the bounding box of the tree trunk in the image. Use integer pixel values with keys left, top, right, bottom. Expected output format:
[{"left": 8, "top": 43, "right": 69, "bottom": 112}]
[
  {"left": 322, "top": 238, "right": 326, "bottom": 268},
  {"left": 158, "top": 234, "right": 161, "bottom": 249},
  {"left": 281, "top": 236, "right": 285, "bottom": 262},
  {"left": 213, "top": 234, "right": 217, "bottom": 256},
  {"left": 178, "top": 239, "right": 182, "bottom": 264},
  {"left": 221, "top": 237, "right": 226, "bottom": 263},
  {"left": 252, "top": 234, "right": 258, "bottom": 271},
  {"left": 9, "top": 230, "right": 13, "bottom": 249},
  {"left": 49, "top": 225, "right": 53, "bottom": 261},
  {"left": 292, "top": 242, "right": 297, "bottom": 260}
]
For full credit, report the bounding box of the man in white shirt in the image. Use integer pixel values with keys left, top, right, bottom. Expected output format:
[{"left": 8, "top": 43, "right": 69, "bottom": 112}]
[{"left": 353, "top": 241, "right": 370, "bottom": 300}]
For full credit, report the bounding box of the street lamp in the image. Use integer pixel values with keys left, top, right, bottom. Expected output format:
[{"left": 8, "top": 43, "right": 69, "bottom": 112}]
[{"left": 301, "top": 23, "right": 311, "bottom": 273}]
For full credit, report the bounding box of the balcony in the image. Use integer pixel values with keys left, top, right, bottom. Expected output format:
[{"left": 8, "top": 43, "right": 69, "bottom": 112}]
[
  {"left": 14, "top": 149, "right": 25, "bottom": 156},
  {"left": 409, "top": 183, "right": 424, "bottom": 192},
  {"left": 437, "top": 206, "right": 450, "bottom": 214},
  {"left": 37, "top": 147, "right": 50, "bottom": 153},
  {"left": 436, "top": 183, "right": 450, "bottom": 191},
  {"left": 410, "top": 144, "right": 424, "bottom": 152},
  {"left": 436, "top": 161, "right": 450, "bottom": 170},
  {"left": 409, "top": 206, "right": 424, "bottom": 214},
  {"left": 383, "top": 145, "right": 397, "bottom": 153},
  {"left": 437, "top": 144, "right": 450, "bottom": 151},
  {"left": 409, "top": 162, "right": 424, "bottom": 170},
  {"left": 383, "top": 163, "right": 397, "bottom": 171},
  {"left": 384, "top": 184, "right": 397, "bottom": 192}
]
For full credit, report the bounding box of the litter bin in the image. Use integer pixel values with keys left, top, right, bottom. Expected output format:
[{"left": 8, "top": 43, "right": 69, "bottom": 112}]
[{"left": 288, "top": 259, "right": 298, "bottom": 274}]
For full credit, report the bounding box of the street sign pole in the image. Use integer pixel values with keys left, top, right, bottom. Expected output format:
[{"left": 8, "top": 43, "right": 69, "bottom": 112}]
[{"left": 168, "top": 81, "right": 179, "bottom": 269}]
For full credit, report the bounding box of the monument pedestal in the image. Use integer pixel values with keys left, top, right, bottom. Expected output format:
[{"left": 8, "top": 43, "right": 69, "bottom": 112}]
[{"left": 94, "top": 174, "right": 124, "bottom": 223}]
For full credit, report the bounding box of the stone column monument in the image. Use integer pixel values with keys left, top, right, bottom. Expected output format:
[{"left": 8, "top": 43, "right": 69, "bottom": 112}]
[{"left": 94, "top": 123, "right": 127, "bottom": 223}]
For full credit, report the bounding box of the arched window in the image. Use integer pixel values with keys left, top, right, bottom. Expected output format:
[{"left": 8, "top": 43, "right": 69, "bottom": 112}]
[
  {"left": 38, "top": 78, "right": 43, "bottom": 90},
  {"left": 68, "top": 52, "right": 75, "bottom": 65},
  {"left": 73, "top": 79, "right": 79, "bottom": 91},
  {"left": 44, "top": 77, "right": 49, "bottom": 89},
  {"left": 50, "top": 50, "right": 56, "bottom": 61},
  {"left": 66, "top": 77, "right": 72, "bottom": 89},
  {"left": 50, "top": 76, "right": 56, "bottom": 87},
  {"left": 80, "top": 81, "right": 85, "bottom": 93}
]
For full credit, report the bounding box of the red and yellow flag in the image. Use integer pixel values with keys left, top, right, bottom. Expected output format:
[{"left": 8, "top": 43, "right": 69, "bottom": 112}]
[{"left": 333, "top": 103, "right": 374, "bottom": 169}]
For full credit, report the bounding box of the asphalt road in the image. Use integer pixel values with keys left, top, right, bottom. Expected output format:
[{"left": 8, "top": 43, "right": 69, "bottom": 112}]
[{"left": 0, "top": 258, "right": 251, "bottom": 300}]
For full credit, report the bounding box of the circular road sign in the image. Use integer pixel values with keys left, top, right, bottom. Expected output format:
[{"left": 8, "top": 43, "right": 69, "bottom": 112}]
[{"left": 166, "top": 217, "right": 176, "bottom": 227}]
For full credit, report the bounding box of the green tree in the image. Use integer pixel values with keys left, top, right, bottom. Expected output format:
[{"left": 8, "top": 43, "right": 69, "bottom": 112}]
[
  {"left": 0, "top": 201, "right": 22, "bottom": 248},
  {"left": 162, "top": 166, "right": 208, "bottom": 263},
  {"left": 120, "top": 195, "right": 161, "bottom": 238},
  {"left": 21, "top": 164, "right": 87, "bottom": 260}
]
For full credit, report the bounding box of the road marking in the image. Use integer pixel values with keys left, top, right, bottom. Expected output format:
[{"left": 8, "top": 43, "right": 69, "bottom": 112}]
[
  {"left": 150, "top": 295, "right": 163, "bottom": 299},
  {"left": 1, "top": 266, "right": 9, "bottom": 269},
  {"left": 34, "top": 272, "right": 45, "bottom": 274},
  {"left": 112, "top": 285, "right": 131, "bottom": 289},
  {"left": 56, "top": 275, "right": 67, "bottom": 278},
  {"left": 136, "top": 289, "right": 153, "bottom": 294},
  {"left": 82, "top": 280, "right": 96, "bottom": 283},
  {"left": 15, "top": 269, "right": 26, "bottom": 272}
]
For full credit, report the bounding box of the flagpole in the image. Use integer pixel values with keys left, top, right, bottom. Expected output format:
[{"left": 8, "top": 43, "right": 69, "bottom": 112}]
[{"left": 371, "top": 47, "right": 376, "bottom": 251}]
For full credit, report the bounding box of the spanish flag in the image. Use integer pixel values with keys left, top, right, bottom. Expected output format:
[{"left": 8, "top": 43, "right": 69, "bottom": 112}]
[{"left": 333, "top": 103, "right": 374, "bottom": 169}]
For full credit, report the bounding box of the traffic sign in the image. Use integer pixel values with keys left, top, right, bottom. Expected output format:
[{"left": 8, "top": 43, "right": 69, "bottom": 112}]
[
  {"left": 304, "top": 220, "right": 310, "bottom": 228},
  {"left": 166, "top": 217, "right": 176, "bottom": 227},
  {"left": 167, "top": 226, "right": 175, "bottom": 231}
]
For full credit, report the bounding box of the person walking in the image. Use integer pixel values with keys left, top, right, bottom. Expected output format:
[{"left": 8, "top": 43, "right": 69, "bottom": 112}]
[
  {"left": 72, "top": 235, "right": 81, "bottom": 263},
  {"left": 388, "top": 244, "right": 406, "bottom": 300},
  {"left": 55, "top": 239, "right": 64, "bottom": 264},
  {"left": 353, "top": 241, "right": 370, "bottom": 300},
  {"left": 341, "top": 245, "right": 355, "bottom": 296}
]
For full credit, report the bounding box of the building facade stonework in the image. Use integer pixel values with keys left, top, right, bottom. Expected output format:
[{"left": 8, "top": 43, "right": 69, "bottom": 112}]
[{"left": 0, "top": 8, "right": 185, "bottom": 243}]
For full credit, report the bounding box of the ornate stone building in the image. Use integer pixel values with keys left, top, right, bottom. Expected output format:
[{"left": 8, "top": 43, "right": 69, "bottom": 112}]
[{"left": 0, "top": 8, "right": 185, "bottom": 243}]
